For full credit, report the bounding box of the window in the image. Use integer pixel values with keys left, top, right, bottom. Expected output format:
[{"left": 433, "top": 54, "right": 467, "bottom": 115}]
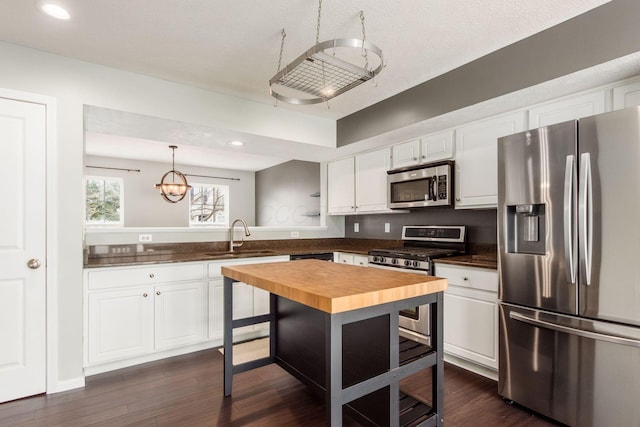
[
  {"left": 85, "top": 176, "right": 123, "bottom": 226},
  {"left": 189, "top": 184, "right": 229, "bottom": 226}
]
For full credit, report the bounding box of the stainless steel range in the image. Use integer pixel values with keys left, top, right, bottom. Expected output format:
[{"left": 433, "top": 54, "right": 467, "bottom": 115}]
[{"left": 368, "top": 225, "right": 467, "bottom": 345}]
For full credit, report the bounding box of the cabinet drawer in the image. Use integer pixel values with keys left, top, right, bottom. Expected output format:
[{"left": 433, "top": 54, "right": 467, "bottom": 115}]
[
  {"left": 87, "top": 262, "right": 205, "bottom": 290},
  {"left": 435, "top": 264, "right": 498, "bottom": 292}
]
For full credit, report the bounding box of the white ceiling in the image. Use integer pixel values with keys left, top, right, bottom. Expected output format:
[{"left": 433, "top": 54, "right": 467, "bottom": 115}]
[{"left": 2, "top": 0, "right": 613, "bottom": 170}]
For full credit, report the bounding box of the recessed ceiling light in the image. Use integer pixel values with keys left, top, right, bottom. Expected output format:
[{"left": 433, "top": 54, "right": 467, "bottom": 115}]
[
  {"left": 229, "top": 141, "right": 244, "bottom": 147},
  {"left": 37, "top": 2, "right": 71, "bottom": 20}
]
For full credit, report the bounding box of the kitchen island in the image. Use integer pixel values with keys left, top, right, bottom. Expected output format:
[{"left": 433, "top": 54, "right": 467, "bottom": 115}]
[{"left": 221, "top": 259, "right": 447, "bottom": 427}]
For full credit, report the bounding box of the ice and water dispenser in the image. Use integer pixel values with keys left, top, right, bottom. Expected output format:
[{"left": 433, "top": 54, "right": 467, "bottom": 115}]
[{"left": 505, "top": 203, "right": 546, "bottom": 255}]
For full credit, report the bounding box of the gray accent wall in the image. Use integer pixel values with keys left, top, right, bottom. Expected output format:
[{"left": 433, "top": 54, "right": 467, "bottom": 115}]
[
  {"left": 255, "top": 160, "right": 321, "bottom": 227},
  {"left": 337, "top": 0, "right": 640, "bottom": 146},
  {"left": 344, "top": 208, "right": 497, "bottom": 246}
]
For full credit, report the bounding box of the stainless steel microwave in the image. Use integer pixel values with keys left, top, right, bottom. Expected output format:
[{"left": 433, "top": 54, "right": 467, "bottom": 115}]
[{"left": 387, "top": 161, "right": 454, "bottom": 209}]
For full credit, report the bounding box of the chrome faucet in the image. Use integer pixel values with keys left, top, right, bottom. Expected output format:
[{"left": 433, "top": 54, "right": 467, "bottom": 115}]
[{"left": 229, "top": 218, "right": 251, "bottom": 252}]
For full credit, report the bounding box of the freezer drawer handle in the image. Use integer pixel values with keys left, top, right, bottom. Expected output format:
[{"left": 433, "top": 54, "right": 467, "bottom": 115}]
[
  {"left": 579, "top": 152, "right": 593, "bottom": 285},
  {"left": 563, "top": 155, "right": 575, "bottom": 284},
  {"left": 510, "top": 311, "right": 640, "bottom": 348}
]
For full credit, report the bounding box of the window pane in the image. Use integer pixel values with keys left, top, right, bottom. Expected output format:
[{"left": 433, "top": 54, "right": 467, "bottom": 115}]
[
  {"left": 189, "top": 184, "right": 228, "bottom": 226},
  {"left": 85, "top": 176, "right": 123, "bottom": 225}
]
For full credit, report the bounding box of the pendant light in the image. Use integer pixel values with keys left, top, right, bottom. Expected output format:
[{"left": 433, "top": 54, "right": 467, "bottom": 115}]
[{"left": 155, "top": 145, "right": 191, "bottom": 203}]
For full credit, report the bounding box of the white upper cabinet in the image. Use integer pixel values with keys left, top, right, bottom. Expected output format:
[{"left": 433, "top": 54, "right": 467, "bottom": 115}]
[
  {"left": 328, "top": 147, "right": 396, "bottom": 215},
  {"left": 528, "top": 91, "right": 606, "bottom": 129},
  {"left": 391, "top": 139, "right": 420, "bottom": 169},
  {"left": 327, "top": 157, "right": 356, "bottom": 214},
  {"left": 355, "top": 147, "right": 391, "bottom": 212},
  {"left": 421, "top": 130, "right": 455, "bottom": 163},
  {"left": 613, "top": 80, "right": 640, "bottom": 110},
  {"left": 455, "top": 111, "right": 525, "bottom": 209},
  {"left": 391, "top": 130, "right": 454, "bottom": 169}
]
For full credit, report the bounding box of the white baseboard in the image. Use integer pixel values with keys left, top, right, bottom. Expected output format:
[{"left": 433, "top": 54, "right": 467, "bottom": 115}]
[
  {"left": 444, "top": 353, "right": 498, "bottom": 381},
  {"left": 48, "top": 376, "right": 85, "bottom": 394}
]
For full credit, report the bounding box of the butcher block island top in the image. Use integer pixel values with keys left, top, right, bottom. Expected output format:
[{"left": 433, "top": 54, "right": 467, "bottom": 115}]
[{"left": 221, "top": 259, "right": 448, "bottom": 314}]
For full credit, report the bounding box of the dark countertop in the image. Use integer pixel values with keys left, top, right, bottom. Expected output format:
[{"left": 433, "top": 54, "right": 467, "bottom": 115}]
[
  {"left": 434, "top": 253, "right": 498, "bottom": 270},
  {"left": 84, "top": 238, "right": 402, "bottom": 268}
]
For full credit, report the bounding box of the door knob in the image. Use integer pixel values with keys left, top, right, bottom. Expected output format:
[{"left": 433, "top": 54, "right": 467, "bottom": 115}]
[{"left": 27, "top": 258, "right": 41, "bottom": 269}]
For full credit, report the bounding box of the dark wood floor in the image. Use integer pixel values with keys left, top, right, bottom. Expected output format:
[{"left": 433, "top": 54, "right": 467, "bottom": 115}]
[{"left": 0, "top": 348, "right": 561, "bottom": 426}]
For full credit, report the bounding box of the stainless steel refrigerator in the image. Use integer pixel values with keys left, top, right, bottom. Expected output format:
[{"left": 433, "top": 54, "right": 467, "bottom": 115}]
[{"left": 497, "top": 107, "right": 640, "bottom": 427}]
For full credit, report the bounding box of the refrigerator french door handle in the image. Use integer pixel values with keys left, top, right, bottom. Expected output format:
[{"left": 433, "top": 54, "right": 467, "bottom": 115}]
[
  {"left": 579, "top": 153, "right": 593, "bottom": 285},
  {"left": 510, "top": 311, "right": 640, "bottom": 348},
  {"left": 563, "top": 155, "right": 575, "bottom": 284}
]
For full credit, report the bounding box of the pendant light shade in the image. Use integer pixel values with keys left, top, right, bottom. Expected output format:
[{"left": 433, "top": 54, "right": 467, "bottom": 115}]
[{"left": 155, "top": 145, "right": 191, "bottom": 203}]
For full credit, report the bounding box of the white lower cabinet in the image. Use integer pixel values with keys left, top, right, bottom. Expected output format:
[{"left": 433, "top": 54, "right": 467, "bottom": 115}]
[
  {"left": 154, "top": 281, "right": 207, "bottom": 350},
  {"left": 85, "top": 262, "right": 207, "bottom": 368},
  {"left": 87, "top": 286, "right": 153, "bottom": 364},
  {"left": 435, "top": 263, "right": 498, "bottom": 378},
  {"left": 85, "top": 256, "right": 287, "bottom": 374},
  {"left": 334, "top": 252, "right": 368, "bottom": 266}
]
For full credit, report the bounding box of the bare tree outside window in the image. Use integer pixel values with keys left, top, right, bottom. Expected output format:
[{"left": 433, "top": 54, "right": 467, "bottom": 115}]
[
  {"left": 189, "top": 184, "right": 229, "bottom": 226},
  {"left": 85, "top": 176, "right": 123, "bottom": 225}
]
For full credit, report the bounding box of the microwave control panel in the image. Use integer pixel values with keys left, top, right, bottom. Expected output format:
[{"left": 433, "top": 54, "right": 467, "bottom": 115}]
[{"left": 437, "top": 175, "right": 448, "bottom": 200}]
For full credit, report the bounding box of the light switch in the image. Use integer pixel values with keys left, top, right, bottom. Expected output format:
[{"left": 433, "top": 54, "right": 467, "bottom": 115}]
[
  {"left": 384, "top": 223, "right": 390, "bottom": 233},
  {"left": 354, "top": 223, "right": 359, "bottom": 233}
]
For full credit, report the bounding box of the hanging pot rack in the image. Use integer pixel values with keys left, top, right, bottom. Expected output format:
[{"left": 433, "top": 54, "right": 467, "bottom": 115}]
[{"left": 269, "top": 2, "right": 384, "bottom": 106}]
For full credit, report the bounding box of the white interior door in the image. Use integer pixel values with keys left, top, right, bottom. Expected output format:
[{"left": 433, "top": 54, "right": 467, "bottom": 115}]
[{"left": 0, "top": 97, "right": 47, "bottom": 403}]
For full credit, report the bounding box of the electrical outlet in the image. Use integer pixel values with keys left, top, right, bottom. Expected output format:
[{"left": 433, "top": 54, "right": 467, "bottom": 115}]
[
  {"left": 384, "top": 223, "right": 390, "bottom": 233},
  {"left": 138, "top": 234, "right": 153, "bottom": 243},
  {"left": 354, "top": 222, "right": 359, "bottom": 233},
  {"left": 290, "top": 231, "right": 300, "bottom": 238}
]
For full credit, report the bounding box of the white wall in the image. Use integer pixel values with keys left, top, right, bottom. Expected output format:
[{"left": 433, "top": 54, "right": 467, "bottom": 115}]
[{"left": 0, "top": 41, "right": 342, "bottom": 387}]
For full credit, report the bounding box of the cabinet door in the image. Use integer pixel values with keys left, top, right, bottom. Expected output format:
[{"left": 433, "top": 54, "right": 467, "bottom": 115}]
[
  {"left": 87, "top": 287, "right": 152, "bottom": 364},
  {"left": 355, "top": 147, "right": 391, "bottom": 212},
  {"left": 528, "top": 91, "right": 606, "bottom": 129},
  {"left": 613, "top": 80, "right": 640, "bottom": 110},
  {"left": 391, "top": 139, "right": 420, "bottom": 169},
  {"left": 209, "top": 279, "right": 224, "bottom": 340},
  {"left": 421, "top": 130, "right": 454, "bottom": 162},
  {"left": 444, "top": 286, "right": 498, "bottom": 369},
  {"left": 455, "top": 111, "right": 525, "bottom": 209},
  {"left": 327, "top": 157, "right": 355, "bottom": 214},
  {"left": 154, "top": 281, "right": 207, "bottom": 350}
]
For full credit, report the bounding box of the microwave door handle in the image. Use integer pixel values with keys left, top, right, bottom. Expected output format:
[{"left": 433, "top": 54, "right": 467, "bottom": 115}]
[
  {"left": 564, "top": 155, "right": 576, "bottom": 284},
  {"left": 432, "top": 175, "right": 437, "bottom": 201},
  {"left": 579, "top": 153, "right": 593, "bottom": 285}
]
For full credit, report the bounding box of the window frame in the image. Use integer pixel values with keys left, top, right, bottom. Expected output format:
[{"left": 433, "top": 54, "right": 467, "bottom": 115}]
[
  {"left": 188, "top": 182, "right": 229, "bottom": 227},
  {"left": 84, "top": 175, "right": 124, "bottom": 227}
]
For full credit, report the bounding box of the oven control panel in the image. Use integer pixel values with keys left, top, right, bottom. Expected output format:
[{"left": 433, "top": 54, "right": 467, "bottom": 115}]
[{"left": 368, "top": 255, "right": 431, "bottom": 272}]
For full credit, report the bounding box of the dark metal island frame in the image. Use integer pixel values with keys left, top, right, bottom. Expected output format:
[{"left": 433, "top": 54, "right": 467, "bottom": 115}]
[{"left": 221, "top": 259, "right": 447, "bottom": 427}]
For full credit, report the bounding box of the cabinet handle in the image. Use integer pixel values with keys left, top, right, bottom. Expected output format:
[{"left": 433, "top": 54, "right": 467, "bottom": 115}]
[
  {"left": 456, "top": 197, "right": 461, "bottom": 202},
  {"left": 143, "top": 293, "right": 148, "bottom": 297},
  {"left": 463, "top": 277, "right": 469, "bottom": 281},
  {"left": 149, "top": 273, "right": 155, "bottom": 278},
  {"left": 156, "top": 291, "right": 161, "bottom": 296},
  {"left": 412, "top": 157, "right": 417, "bottom": 161},
  {"left": 421, "top": 155, "right": 426, "bottom": 159}
]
